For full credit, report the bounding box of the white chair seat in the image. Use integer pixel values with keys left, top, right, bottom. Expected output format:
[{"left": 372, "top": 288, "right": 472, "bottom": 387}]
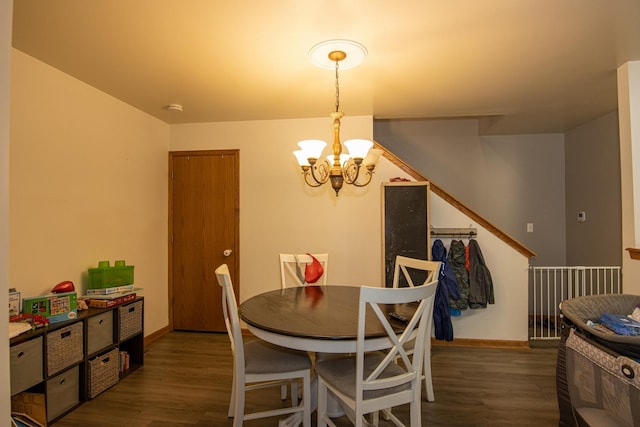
[
  {"left": 244, "top": 340, "right": 311, "bottom": 374},
  {"left": 316, "top": 352, "right": 411, "bottom": 400}
]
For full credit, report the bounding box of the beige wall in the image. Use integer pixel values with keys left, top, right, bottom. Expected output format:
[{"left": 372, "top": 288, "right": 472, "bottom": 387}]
[
  {"left": 171, "top": 120, "right": 530, "bottom": 341},
  {"left": 619, "top": 61, "right": 640, "bottom": 295},
  {"left": 170, "top": 117, "right": 403, "bottom": 300},
  {"left": 1, "top": 0, "right": 13, "bottom": 417},
  {"left": 9, "top": 49, "right": 170, "bottom": 334}
]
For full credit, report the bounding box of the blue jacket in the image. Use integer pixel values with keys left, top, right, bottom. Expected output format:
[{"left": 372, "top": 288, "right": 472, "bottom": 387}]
[{"left": 431, "top": 239, "right": 460, "bottom": 341}]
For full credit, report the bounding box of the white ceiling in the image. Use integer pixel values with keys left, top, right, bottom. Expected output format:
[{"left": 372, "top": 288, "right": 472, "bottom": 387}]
[{"left": 11, "top": 1, "right": 640, "bottom": 135}]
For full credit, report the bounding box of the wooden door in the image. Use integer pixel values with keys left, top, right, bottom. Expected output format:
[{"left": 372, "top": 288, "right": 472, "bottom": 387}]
[{"left": 169, "top": 150, "right": 239, "bottom": 332}]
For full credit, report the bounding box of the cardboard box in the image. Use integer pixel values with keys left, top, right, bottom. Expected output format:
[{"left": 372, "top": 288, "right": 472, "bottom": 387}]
[
  {"left": 86, "top": 292, "right": 136, "bottom": 308},
  {"left": 9, "top": 290, "right": 21, "bottom": 318},
  {"left": 22, "top": 292, "right": 77, "bottom": 324},
  {"left": 11, "top": 392, "right": 47, "bottom": 426}
]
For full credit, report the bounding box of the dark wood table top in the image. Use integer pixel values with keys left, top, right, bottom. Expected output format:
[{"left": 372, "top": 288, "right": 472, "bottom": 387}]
[{"left": 239, "top": 285, "right": 416, "bottom": 341}]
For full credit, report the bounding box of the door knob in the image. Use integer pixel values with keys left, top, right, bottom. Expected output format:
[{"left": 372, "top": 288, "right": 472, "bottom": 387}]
[{"left": 223, "top": 249, "right": 232, "bottom": 257}]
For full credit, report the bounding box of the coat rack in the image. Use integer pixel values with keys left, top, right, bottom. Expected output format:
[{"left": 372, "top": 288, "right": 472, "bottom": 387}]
[{"left": 430, "top": 227, "right": 477, "bottom": 238}]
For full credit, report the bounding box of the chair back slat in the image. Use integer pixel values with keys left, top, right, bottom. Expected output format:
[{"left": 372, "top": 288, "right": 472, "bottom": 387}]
[{"left": 356, "top": 282, "right": 437, "bottom": 398}]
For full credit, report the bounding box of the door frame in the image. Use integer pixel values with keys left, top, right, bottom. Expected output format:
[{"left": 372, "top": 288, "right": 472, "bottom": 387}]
[{"left": 168, "top": 149, "right": 240, "bottom": 331}]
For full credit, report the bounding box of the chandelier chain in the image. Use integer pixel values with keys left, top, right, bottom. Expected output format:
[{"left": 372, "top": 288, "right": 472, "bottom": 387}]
[{"left": 334, "top": 59, "right": 340, "bottom": 113}]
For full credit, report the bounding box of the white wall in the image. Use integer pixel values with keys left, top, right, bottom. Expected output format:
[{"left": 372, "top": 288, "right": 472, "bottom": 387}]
[
  {"left": 9, "top": 49, "right": 170, "bottom": 335},
  {"left": 1, "top": 0, "right": 13, "bottom": 418},
  {"left": 430, "top": 194, "right": 529, "bottom": 341}
]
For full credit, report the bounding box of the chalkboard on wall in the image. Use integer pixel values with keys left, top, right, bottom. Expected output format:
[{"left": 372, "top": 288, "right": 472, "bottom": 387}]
[{"left": 381, "top": 182, "right": 430, "bottom": 288}]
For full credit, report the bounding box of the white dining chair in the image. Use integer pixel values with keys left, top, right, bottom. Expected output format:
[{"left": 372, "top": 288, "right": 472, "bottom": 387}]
[
  {"left": 392, "top": 256, "right": 442, "bottom": 402},
  {"left": 279, "top": 253, "right": 329, "bottom": 288},
  {"left": 315, "top": 283, "right": 437, "bottom": 427},
  {"left": 215, "top": 264, "right": 312, "bottom": 427},
  {"left": 393, "top": 256, "right": 441, "bottom": 289}
]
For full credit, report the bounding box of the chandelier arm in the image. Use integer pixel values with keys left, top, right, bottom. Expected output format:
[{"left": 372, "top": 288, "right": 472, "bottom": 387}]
[
  {"left": 350, "top": 169, "right": 374, "bottom": 187},
  {"left": 342, "top": 160, "right": 360, "bottom": 184},
  {"left": 342, "top": 161, "right": 375, "bottom": 187},
  {"left": 302, "top": 171, "right": 324, "bottom": 187},
  {"left": 309, "top": 159, "right": 331, "bottom": 185},
  {"left": 345, "top": 163, "right": 373, "bottom": 187}
]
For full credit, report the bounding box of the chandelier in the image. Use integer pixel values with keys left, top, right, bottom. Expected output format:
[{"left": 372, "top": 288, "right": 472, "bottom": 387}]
[{"left": 294, "top": 40, "right": 382, "bottom": 196}]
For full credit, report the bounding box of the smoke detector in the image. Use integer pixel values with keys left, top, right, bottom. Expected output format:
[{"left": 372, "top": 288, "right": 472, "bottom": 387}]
[{"left": 166, "top": 103, "right": 183, "bottom": 112}]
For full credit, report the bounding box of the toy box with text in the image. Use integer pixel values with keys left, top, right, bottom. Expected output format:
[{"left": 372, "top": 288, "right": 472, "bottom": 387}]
[{"left": 22, "top": 292, "right": 77, "bottom": 324}]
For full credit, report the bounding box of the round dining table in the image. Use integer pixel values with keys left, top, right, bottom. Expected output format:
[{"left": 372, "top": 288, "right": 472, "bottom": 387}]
[
  {"left": 238, "top": 284, "right": 417, "bottom": 353},
  {"left": 239, "top": 284, "right": 419, "bottom": 427}
]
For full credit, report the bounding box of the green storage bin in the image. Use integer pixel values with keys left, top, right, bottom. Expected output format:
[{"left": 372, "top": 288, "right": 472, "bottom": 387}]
[{"left": 88, "top": 260, "right": 134, "bottom": 289}]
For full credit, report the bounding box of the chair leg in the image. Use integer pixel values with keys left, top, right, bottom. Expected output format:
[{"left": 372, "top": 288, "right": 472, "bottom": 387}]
[
  {"left": 371, "top": 411, "right": 379, "bottom": 426},
  {"left": 291, "top": 380, "right": 299, "bottom": 405},
  {"left": 232, "top": 379, "right": 245, "bottom": 427},
  {"left": 409, "top": 392, "right": 421, "bottom": 427},
  {"left": 317, "top": 377, "right": 328, "bottom": 427},
  {"left": 424, "top": 344, "right": 434, "bottom": 402},
  {"left": 355, "top": 407, "right": 364, "bottom": 427},
  {"left": 423, "top": 359, "right": 436, "bottom": 402},
  {"left": 302, "top": 371, "right": 311, "bottom": 427},
  {"left": 228, "top": 368, "right": 236, "bottom": 417},
  {"left": 424, "top": 369, "right": 435, "bottom": 402}
]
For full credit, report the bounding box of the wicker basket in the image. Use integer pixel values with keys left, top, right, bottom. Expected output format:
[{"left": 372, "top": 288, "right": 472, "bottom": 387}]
[
  {"left": 47, "top": 322, "right": 84, "bottom": 376},
  {"left": 88, "top": 347, "right": 119, "bottom": 398},
  {"left": 119, "top": 300, "right": 143, "bottom": 341}
]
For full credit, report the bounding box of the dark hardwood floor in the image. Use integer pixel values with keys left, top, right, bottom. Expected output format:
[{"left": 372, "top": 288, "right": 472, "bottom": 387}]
[{"left": 54, "top": 332, "right": 560, "bottom": 427}]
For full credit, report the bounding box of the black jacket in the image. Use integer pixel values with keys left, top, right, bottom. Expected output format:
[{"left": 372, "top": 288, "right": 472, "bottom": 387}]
[
  {"left": 468, "top": 239, "right": 495, "bottom": 308},
  {"left": 448, "top": 240, "right": 469, "bottom": 310}
]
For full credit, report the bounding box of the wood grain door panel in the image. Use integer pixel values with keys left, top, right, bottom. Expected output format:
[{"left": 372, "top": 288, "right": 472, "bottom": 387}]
[{"left": 170, "top": 150, "right": 239, "bottom": 332}]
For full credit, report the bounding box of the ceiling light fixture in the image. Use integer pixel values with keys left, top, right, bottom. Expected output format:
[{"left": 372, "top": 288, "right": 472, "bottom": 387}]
[{"left": 294, "top": 40, "right": 381, "bottom": 196}]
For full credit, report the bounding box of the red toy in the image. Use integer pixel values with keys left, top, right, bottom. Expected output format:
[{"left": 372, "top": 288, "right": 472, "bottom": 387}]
[{"left": 51, "top": 280, "right": 75, "bottom": 294}]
